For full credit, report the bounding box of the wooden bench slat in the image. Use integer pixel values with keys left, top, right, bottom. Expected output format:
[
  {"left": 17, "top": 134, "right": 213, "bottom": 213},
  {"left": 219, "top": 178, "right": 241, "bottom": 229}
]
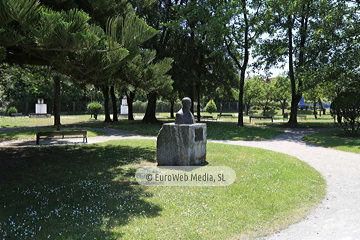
[
  {"left": 249, "top": 115, "right": 274, "bottom": 123},
  {"left": 36, "top": 130, "right": 87, "bottom": 145},
  {"left": 29, "top": 113, "right": 51, "bottom": 118},
  {"left": 217, "top": 114, "right": 233, "bottom": 120},
  {"left": 200, "top": 115, "right": 214, "bottom": 121},
  {"left": 297, "top": 115, "right": 307, "bottom": 120},
  {"left": 10, "top": 113, "right": 23, "bottom": 117}
]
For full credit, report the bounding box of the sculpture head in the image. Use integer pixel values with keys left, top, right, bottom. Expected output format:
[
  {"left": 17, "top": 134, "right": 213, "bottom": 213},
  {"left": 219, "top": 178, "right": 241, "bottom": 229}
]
[
  {"left": 175, "top": 97, "right": 195, "bottom": 124},
  {"left": 182, "top": 97, "right": 192, "bottom": 110}
]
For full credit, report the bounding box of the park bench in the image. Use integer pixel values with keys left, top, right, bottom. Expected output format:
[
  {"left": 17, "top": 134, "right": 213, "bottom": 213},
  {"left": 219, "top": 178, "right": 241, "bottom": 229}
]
[
  {"left": 10, "top": 113, "right": 23, "bottom": 117},
  {"left": 297, "top": 115, "right": 307, "bottom": 120},
  {"left": 249, "top": 115, "right": 274, "bottom": 123},
  {"left": 201, "top": 115, "right": 214, "bottom": 120},
  {"left": 29, "top": 113, "right": 51, "bottom": 118},
  {"left": 217, "top": 114, "right": 233, "bottom": 120},
  {"left": 36, "top": 130, "right": 87, "bottom": 145},
  {"left": 0, "top": 112, "right": 4, "bottom": 118}
]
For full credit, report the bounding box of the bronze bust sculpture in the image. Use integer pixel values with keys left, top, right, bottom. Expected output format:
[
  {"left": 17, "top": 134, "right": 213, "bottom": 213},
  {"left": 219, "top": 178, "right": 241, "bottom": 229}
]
[{"left": 175, "top": 97, "right": 196, "bottom": 124}]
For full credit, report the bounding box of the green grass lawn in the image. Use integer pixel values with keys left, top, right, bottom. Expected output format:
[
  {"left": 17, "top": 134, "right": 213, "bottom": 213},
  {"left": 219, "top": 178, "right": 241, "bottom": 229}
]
[
  {"left": 245, "top": 110, "right": 337, "bottom": 128},
  {"left": 0, "top": 139, "right": 326, "bottom": 239},
  {"left": 67, "top": 120, "right": 284, "bottom": 141},
  {"left": 1, "top": 115, "right": 283, "bottom": 141},
  {"left": 192, "top": 110, "right": 337, "bottom": 128},
  {"left": 205, "top": 121, "right": 283, "bottom": 140},
  {"left": 0, "top": 115, "right": 95, "bottom": 128},
  {"left": 302, "top": 128, "right": 360, "bottom": 154},
  {"left": 0, "top": 127, "right": 104, "bottom": 140},
  {"left": 256, "top": 121, "right": 338, "bottom": 128}
]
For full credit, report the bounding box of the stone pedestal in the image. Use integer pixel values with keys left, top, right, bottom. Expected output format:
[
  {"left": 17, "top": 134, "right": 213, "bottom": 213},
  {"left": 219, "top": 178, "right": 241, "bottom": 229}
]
[
  {"left": 157, "top": 123, "right": 207, "bottom": 166},
  {"left": 120, "top": 96, "right": 128, "bottom": 115},
  {"left": 35, "top": 104, "right": 47, "bottom": 113},
  {"left": 31, "top": 98, "right": 50, "bottom": 117},
  {"left": 35, "top": 98, "right": 47, "bottom": 114}
]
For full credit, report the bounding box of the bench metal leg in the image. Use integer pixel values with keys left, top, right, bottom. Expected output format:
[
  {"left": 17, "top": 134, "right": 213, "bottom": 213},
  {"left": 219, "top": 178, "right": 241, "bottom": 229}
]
[{"left": 82, "top": 134, "right": 87, "bottom": 143}]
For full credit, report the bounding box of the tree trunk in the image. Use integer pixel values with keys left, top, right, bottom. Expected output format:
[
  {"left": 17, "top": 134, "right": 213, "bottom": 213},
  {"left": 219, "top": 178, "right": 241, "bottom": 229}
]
[
  {"left": 196, "top": 98, "right": 200, "bottom": 122},
  {"left": 142, "top": 92, "right": 159, "bottom": 123},
  {"left": 337, "top": 114, "right": 342, "bottom": 124},
  {"left": 110, "top": 86, "right": 118, "bottom": 122},
  {"left": 188, "top": 82, "right": 198, "bottom": 122},
  {"left": 126, "top": 91, "right": 135, "bottom": 121},
  {"left": 54, "top": 75, "right": 61, "bottom": 131},
  {"left": 262, "top": 102, "right": 267, "bottom": 115},
  {"left": 237, "top": 0, "right": 249, "bottom": 127},
  {"left": 245, "top": 102, "right": 250, "bottom": 116},
  {"left": 170, "top": 98, "right": 175, "bottom": 118},
  {"left": 196, "top": 84, "right": 201, "bottom": 123},
  {"left": 101, "top": 86, "right": 112, "bottom": 122},
  {"left": 287, "top": 8, "right": 308, "bottom": 126},
  {"left": 281, "top": 100, "right": 286, "bottom": 115},
  {"left": 285, "top": 15, "right": 299, "bottom": 126},
  {"left": 318, "top": 97, "right": 325, "bottom": 114},
  {"left": 288, "top": 95, "right": 301, "bottom": 126},
  {"left": 313, "top": 100, "right": 317, "bottom": 119}
]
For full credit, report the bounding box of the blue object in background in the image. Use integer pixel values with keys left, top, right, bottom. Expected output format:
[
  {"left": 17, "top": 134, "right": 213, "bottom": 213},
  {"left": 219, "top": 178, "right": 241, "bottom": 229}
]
[{"left": 298, "top": 97, "right": 330, "bottom": 108}]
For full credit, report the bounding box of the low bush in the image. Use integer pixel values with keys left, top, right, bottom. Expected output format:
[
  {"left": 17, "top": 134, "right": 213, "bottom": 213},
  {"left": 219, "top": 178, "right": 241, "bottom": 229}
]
[
  {"left": 7, "top": 106, "right": 18, "bottom": 116},
  {"left": 87, "top": 102, "right": 102, "bottom": 120},
  {"left": 204, "top": 99, "right": 217, "bottom": 114},
  {"left": 330, "top": 91, "right": 360, "bottom": 136}
]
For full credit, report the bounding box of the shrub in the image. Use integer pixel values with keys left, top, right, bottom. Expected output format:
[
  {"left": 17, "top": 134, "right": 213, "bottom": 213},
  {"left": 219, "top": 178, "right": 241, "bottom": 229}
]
[
  {"left": 7, "top": 106, "right": 18, "bottom": 116},
  {"left": 133, "top": 101, "right": 147, "bottom": 113},
  {"left": 87, "top": 102, "right": 102, "bottom": 120},
  {"left": 204, "top": 100, "right": 217, "bottom": 114},
  {"left": 330, "top": 91, "right": 360, "bottom": 136}
]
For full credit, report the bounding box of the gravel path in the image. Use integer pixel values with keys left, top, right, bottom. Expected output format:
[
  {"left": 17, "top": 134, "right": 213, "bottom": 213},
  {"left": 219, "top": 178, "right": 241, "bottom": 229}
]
[
  {"left": 212, "top": 128, "right": 360, "bottom": 240},
  {"left": 0, "top": 126, "right": 359, "bottom": 239}
]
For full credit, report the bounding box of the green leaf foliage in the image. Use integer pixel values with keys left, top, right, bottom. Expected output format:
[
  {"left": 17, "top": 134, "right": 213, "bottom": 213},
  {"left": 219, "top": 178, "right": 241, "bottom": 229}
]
[
  {"left": 330, "top": 91, "right": 360, "bottom": 136},
  {"left": 2, "top": 0, "right": 41, "bottom": 27},
  {"left": 7, "top": 106, "right": 17, "bottom": 115},
  {"left": 106, "top": 13, "right": 158, "bottom": 50},
  {"left": 87, "top": 102, "right": 102, "bottom": 111},
  {"left": 205, "top": 99, "right": 217, "bottom": 114},
  {"left": 0, "top": 46, "right": 5, "bottom": 61},
  {"left": 32, "top": 8, "right": 101, "bottom": 49}
]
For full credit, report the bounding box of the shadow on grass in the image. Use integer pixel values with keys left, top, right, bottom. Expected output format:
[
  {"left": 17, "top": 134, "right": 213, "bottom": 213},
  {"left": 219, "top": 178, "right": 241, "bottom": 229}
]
[
  {"left": 204, "top": 122, "right": 284, "bottom": 140},
  {"left": 302, "top": 129, "right": 360, "bottom": 153},
  {"left": 66, "top": 119, "right": 172, "bottom": 136},
  {"left": 0, "top": 143, "right": 161, "bottom": 239},
  {"left": 0, "top": 127, "right": 104, "bottom": 140}
]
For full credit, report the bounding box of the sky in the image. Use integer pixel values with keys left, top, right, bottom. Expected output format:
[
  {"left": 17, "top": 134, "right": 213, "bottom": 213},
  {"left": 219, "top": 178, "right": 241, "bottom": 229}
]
[
  {"left": 246, "top": 66, "right": 287, "bottom": 78},
  {"left": 246, "top": 54, "right": 288, "bottom": 78}
]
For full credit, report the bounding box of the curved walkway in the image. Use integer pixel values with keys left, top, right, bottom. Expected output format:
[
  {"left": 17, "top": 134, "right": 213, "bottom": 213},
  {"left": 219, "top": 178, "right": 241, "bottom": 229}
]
[
  {"left": 0, "top": 127, "right": 360, "bottom": 239},
  {"left": 212, "top": 129, "right": 360, "bottom": 240}
]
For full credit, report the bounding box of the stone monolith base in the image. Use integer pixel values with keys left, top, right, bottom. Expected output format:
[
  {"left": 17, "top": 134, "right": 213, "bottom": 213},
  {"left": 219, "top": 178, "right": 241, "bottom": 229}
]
[
  {"left": 35, "top": 103, "right": 47, "bottom": 114},
  {"left": 157, "top": 123, "right": 207, "bottom": 166}
]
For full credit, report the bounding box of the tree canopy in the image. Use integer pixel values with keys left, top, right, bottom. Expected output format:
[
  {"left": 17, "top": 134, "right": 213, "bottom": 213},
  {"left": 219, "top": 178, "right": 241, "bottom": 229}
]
[{"left": 2, "top": 0, "right": 360, "bottom": 127}]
